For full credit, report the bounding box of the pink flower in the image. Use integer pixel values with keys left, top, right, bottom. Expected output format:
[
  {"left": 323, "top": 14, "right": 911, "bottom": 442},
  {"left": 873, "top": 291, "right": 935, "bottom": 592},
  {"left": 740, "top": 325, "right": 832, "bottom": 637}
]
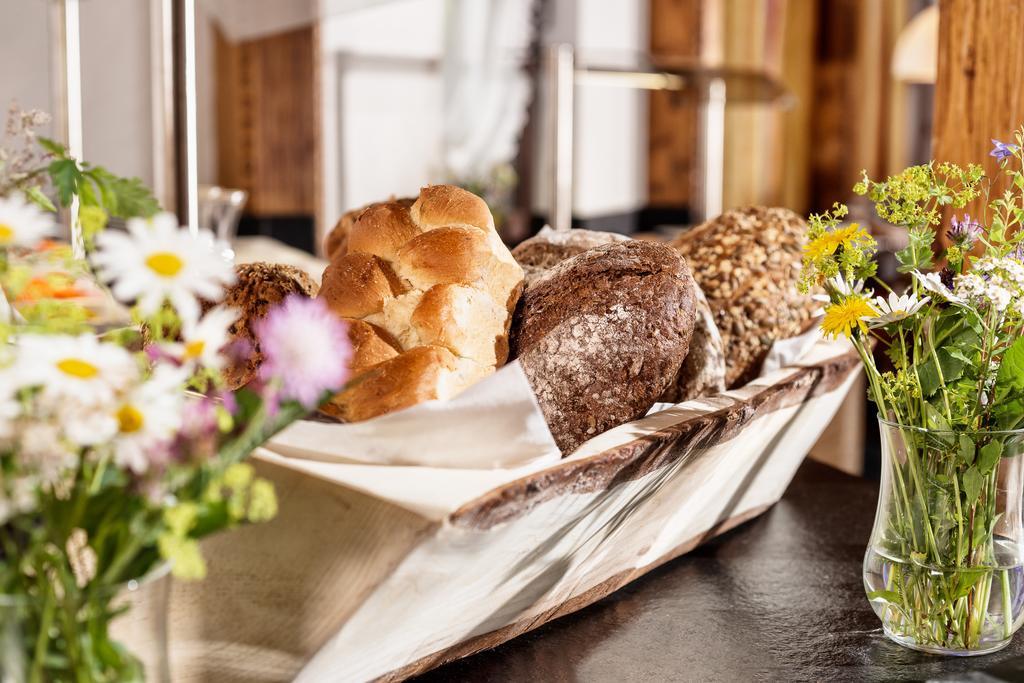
[{"left": 254, "top": 295, "right": 350, "bottom": 409}]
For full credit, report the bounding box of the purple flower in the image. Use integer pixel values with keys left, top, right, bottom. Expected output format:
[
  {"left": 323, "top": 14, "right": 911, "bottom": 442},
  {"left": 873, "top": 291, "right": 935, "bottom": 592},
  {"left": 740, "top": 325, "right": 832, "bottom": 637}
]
[
  {"left": 946, "top": 213, "right": 983, "bottom": 246},
  {"left": 990, "top": 139, "right": 1019, "bottom": 161},
  {"left": 1012, "top": 244, "right": 1024, "bottom": 262},
  {"left": 940, "top": 267, "right": 956, "bottom": 291},
  {"left": 254, "top": 295, "right": 351, "bottom": 409},
  {"left": 215, "top": 389, "right": 238, "bottom": 415},
  {"left": 173, "top": 397, "right": 220, "bottom": 463}
]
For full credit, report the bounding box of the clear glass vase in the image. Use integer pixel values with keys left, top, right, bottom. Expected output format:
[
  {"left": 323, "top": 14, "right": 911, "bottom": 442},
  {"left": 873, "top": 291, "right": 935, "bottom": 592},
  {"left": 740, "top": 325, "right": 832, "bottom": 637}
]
[
  {"left": 864, "top": 418, "right": 1024, "bottom": 655},
  {"left": 0, "top": 563, "right": 171, "bottom": 682}
]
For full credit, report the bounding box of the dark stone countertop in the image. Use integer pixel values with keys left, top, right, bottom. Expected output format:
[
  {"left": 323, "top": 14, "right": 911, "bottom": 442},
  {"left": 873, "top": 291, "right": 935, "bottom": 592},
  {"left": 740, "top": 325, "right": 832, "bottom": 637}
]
[{"left": 416, "top": 460, "right": 1024, "bottom": 682}]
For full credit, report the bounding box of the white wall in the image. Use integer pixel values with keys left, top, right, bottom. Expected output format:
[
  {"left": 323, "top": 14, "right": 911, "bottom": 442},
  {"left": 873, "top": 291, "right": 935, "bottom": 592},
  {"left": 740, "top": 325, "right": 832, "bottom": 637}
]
[
  {"left": 319, "top": 0, "right": 447, "bottom": 223},
  {"left": 319, "top": 0, "right": 651, "bottom": 229},
  {"left": 573, "top": 1, "right": 649, "bottom": 219},
  {"left": 0, "top": 0, "right": 154, "bottom": 187},
  {"left": 80, "top": 0, "right": 154, "bottom": 185},
  {"left": 0, "top": 2, "right": 59, "bottom": 142}
]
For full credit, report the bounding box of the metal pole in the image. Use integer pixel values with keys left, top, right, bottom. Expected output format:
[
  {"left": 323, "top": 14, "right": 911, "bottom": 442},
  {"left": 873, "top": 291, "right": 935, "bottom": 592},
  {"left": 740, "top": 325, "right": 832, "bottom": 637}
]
[
  {"left": 151, "top": 0, "right": 177, "bottom": 213},
  {"left": 547, "top": 43, "right": 574, "bottom": 232},
  {"left": 180, "top": 0, "right": 200, "bottom": 233},
  {"left": 52, "top": 0, "right": 84, "bottom": 257},
  {"left": 699, "top": 76, "right": 726, "bottom": 222}
]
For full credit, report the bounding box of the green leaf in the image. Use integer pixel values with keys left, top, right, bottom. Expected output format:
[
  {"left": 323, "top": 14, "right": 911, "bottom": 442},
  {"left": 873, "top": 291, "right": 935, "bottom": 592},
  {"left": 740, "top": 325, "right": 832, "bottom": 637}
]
[
  {"left": 47, "top": 158, "right": 82, "bottom": 207},
  {"left": 37, "top": 136, "right": 67, "bottom": 156},
  {"left": 918, "top": 348, "right": 966, "bottom": 397},
  {"left": 977, "top": 440, "right": 1003, "bottom": 475},
  {"left": 24, "top": 185, "right": 56, "bottom": 212},
  {"left": 866, "top": 589, "right": 902, "bottom": 604},
  {"left": 106, "top": 175, "right": 160, "bottom": 218},
  {"left": 996, "top": 337, "right": 1024, "bottom": 395},
  {"left": 958, "top": 434, "right": 976, "bottom": 465},
  {"left": 84, "top": 166, "right": 160, "bottom": 218},
  {"left": 962, "top": 466, "right": 984, "bottom": 506},
  {"left": 895, "top": 228, "right": 934, "bottom": 273}
]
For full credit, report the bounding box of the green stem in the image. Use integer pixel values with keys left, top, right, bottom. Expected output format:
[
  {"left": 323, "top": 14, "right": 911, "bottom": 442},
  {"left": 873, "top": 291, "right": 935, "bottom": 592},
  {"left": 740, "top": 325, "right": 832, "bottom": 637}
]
[
  {"left": 1003, "top": 569, "right": 1013, "bottom": 639},
  {"left": 29, "top": 580, "right": 54, "bottom": 683}
]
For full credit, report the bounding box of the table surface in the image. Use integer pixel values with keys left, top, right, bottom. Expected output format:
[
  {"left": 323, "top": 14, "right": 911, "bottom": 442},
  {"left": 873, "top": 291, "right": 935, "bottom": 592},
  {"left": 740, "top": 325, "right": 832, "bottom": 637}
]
[{"left": 417, "top": 460, "right": 1024, "bottom": 683}]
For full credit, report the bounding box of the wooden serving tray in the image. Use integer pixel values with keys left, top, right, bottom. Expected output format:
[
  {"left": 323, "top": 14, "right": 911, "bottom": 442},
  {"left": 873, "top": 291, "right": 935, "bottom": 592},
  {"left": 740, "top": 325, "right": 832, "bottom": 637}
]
[{"left": 118, "top": 340, "right": 860, "bottom": 682}]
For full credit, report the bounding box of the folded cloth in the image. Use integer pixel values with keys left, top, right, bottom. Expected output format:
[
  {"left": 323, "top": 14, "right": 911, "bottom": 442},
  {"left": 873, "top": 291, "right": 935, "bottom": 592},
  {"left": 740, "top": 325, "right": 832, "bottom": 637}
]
[{"left": 268, "top": 360, "right": 561, "bottom": 469}]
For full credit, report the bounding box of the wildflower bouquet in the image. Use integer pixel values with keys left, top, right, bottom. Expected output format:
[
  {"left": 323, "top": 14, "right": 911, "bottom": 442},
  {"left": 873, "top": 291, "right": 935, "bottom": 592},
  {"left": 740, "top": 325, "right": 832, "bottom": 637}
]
[
  {"left": 802, "top": 131, "right": 1024, "bottom": 654},
  {"left": 0, "top": 110, "right": 350, "bottom": 681}
]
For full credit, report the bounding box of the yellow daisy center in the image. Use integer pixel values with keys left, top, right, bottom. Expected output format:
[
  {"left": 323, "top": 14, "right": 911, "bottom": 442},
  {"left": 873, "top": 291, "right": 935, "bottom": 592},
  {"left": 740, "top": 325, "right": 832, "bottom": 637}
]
[
  {"left": 0, "top": 223, "right": 13, "bottom": 245},
  {"left": 821, "top": 296, "right": 878, "bottom": 339},
  {"left": 184, "top": 340, "right": 205, "bottom": 359},
  {"left": 56, "top": 357, "right": 99, "bottom": 379},
  {"left": 117, "top": 404, "right": 145, "bottom": 434},
  {"left": 145, "top": 251, "right": 185, "bottom": 277}
]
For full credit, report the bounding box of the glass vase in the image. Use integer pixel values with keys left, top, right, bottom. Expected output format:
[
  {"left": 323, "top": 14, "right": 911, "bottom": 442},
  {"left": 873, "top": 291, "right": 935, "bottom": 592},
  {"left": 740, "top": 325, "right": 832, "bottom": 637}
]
[
  {"left": 864, "top": 418, "right": 1024, "bottom": 655},
  {"left": 0, "top": 563, "right": 171, "bottom": 682}
]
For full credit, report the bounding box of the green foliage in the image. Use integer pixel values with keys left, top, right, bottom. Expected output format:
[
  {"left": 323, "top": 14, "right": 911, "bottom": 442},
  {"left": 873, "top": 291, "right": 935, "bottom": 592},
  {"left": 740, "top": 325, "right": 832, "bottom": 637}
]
[
  {"left": 854, "top": 162, "right": 983, "bottom": 229},
  {"left": 40, "top": 137, "right": 159, "bottom": 220},
  {"left": 895, "top": 227, "right": 935, "bottom": 273}
]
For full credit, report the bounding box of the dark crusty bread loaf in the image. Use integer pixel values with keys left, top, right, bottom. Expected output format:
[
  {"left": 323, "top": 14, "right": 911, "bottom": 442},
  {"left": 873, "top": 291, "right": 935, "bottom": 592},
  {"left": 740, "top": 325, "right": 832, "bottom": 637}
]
[
  {"left": 671, "top": 206, "right": 818, "bottom": 388},
  {"left": 512, "top": 226, "right": 630, "bottom": 286},
  {"left": 511, "top": 240, "right": 696, "bottom": 453},
  {"left": 214, "top": 262, "right": 319, "bottom": 389},
  {"left": 657, "top": 285, "right": 726, "bottom": 403},
  {"left": 514, "top": 227, "right": 726, "bottom": 405}
]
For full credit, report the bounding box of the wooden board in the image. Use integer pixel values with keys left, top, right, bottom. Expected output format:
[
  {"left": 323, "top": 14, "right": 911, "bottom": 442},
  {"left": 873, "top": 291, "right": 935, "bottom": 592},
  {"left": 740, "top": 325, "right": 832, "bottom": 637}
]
[
  {"left": 215, "top": 26, "right": 317, "bottom": 217},
  {"left": 933, "top": 0, "right": 1024, "bottom": 244},
  {"left": 117, "top": 341, "right": 860, "bottom": 682}
]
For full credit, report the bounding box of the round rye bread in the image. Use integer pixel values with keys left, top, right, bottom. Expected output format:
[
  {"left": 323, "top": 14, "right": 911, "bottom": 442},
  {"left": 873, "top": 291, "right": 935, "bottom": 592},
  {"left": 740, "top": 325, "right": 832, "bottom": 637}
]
[{"left": 511, "top": 240, "right": 697, "bottom": 453}]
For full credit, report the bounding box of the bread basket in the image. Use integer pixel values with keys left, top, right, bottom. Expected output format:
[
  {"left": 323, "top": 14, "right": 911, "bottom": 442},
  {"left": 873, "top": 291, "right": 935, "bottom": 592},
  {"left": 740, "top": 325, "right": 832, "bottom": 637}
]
[{"left": 116, "top": 336, "right": 860, "bottom": 681}]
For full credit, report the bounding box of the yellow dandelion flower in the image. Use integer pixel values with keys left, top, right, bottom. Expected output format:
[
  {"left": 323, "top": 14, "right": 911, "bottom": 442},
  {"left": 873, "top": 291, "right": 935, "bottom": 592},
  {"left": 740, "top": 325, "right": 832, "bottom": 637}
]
[
  {"left": 804, "top": 223, "right": 870, "bottom": 260},
  {"left": 821, "top": 296, "right": 878, "bottom": 339}
]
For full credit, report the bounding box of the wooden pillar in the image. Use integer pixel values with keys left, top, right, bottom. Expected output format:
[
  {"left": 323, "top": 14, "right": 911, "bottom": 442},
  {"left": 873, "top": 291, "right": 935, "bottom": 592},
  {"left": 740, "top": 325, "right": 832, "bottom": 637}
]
[
  {"left": 933, "top": 0, "right": 1024, "bottom": 220},
  {"left": 647, "top": 0, "right": 707, "bottom": 217}
]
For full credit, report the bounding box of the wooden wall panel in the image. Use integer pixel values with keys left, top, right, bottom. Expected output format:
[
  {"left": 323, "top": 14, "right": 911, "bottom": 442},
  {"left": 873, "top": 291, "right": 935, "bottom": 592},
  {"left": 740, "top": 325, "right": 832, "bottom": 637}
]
[
  {"left": 215, "top": 26, "right": 316, "bottom": 217},
  {"left": 648, "top": 0, "right": 705, "bottom": 210},
  {"left": 933, "top": 0, "right": 1024, "bottom": 224}
]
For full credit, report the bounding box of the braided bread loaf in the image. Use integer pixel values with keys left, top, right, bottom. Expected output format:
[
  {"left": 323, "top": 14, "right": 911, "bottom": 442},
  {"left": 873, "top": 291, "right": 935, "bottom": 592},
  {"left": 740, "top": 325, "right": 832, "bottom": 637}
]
[{"left": 318, "top": 185, "right": 524, "bottom": 421}]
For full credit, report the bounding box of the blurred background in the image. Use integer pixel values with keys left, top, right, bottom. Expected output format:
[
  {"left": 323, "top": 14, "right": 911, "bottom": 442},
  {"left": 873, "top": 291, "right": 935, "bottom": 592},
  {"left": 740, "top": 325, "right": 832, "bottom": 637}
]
[{"left": 0, "top": 0, "right": 970, "bottom": 475}]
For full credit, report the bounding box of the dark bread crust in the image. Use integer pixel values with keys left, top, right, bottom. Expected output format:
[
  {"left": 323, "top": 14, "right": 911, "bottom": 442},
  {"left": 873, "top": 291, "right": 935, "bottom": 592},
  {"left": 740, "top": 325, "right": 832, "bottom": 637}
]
[
  {"left": 511, "top": 241, "right": 697, "bottom": 453},
  {"left": 215, "top": 262, "right": 320, "bottom": 389},
  {"left": 512, "top": 227, "right": 630, "bottom": 285}
]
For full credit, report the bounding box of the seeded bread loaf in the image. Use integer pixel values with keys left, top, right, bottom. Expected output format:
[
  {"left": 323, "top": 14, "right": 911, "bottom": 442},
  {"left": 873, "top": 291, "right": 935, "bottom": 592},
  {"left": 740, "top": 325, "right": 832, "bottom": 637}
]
[
  {"left": 213, "top": 262, "right": 320, "bottom": 389},
  {"left": 671, "top": 206, "right": 818, "bottom": 388},
  {"left": 511, "top": 240, "right": 696, "bottom": 453},
  {"left": 514, "top": 227, "right": 726, "bottom": 404}
]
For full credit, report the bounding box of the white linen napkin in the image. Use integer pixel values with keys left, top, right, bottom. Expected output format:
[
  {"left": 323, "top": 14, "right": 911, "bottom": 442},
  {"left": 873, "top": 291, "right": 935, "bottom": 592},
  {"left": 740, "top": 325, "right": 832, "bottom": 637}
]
[{"left": 268, "top": 360, "right": 561, "bottom": 469}]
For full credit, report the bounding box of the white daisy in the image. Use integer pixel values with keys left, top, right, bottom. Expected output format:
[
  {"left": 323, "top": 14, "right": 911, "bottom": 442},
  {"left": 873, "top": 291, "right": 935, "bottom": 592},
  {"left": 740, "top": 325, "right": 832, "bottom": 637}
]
[
  {"left": 111, "top": 364, "right": 187, "bottom": 474},
  {"left": 90, "top": 213, "right": 235, "bottom": 324},
  {"left": 912, "top": 271, "right": 966, "bottom": 305},
  {"left": 166, "top": 305, "right": 238, "bottom": 371},
  {"left": 868, "top": 291, "right": 931, "bottom": 328},
  {"left": 814, "top": 274, "right": 865, "bottom": 302},
  {"left": 14, "top": 333, "right": 139, "bottom": 406},
  {"left": 0, "top": 193, "right": 56, "bottom": 249}
]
